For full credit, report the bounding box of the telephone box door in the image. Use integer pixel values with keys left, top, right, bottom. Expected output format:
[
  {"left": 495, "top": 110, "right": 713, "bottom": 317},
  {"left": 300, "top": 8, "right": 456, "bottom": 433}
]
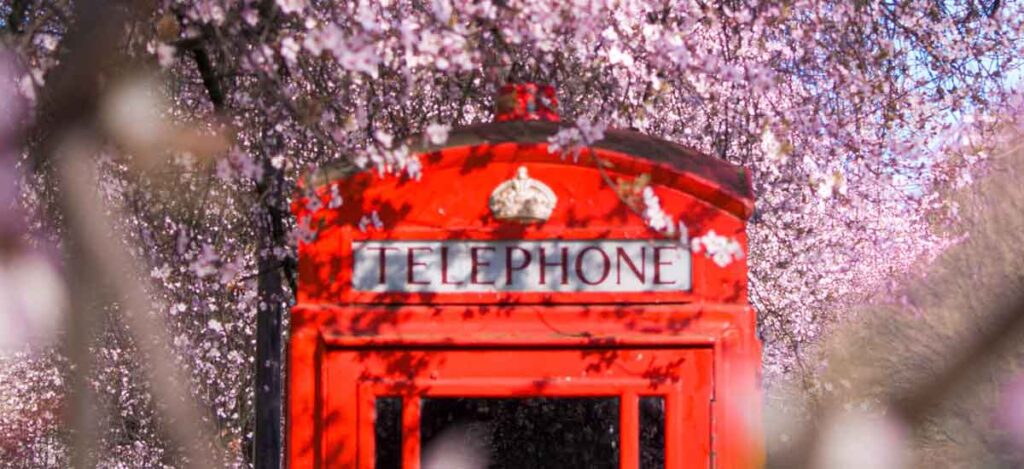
[{"left": 336, "top": 346, "right": 713, "bottom": 468}]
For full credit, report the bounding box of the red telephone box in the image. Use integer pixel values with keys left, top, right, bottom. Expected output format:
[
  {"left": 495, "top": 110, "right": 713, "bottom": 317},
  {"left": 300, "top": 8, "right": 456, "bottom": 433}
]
[{"left": 289, "top": 84, "right": 762, "bottom": 468}]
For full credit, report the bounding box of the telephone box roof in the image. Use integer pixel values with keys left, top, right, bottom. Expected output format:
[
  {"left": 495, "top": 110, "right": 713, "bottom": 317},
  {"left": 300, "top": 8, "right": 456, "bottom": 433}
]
[{"left": 308, "top": 119, "right": 754, "bottom": 214}]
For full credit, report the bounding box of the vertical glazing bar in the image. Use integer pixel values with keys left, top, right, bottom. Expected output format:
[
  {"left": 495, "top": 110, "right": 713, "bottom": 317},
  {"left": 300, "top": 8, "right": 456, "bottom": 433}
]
[
  {"left": 664, "top": 392, "right": 683, "bottom": 469},
  {"left": 621, "top": 392, "right": 640, "bottom": 469},
  {"left": 401, "top": 396, "right": 421, "bottom": 469}
]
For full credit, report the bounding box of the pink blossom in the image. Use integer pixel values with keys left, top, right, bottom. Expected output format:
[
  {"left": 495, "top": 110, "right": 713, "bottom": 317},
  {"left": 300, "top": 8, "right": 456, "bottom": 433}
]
[
  {"left": 547, "top": 118, "right": 607, "bottom": 162},
  {"left": 275, "top": 0, "right": 304, "bottom": 15},
  {"left": 691, "top": 230, "right": 744, "bottom": 268},
  {"left": 280, "top": 37, "right": 301, "bottom": 66},
  {"left": 641, "top": 186, "right": 675, "bottom": 235},
  {"left": 358, "top": 210, "right": 384, "bottom": 233},
  {"left": 425, "top": 123, "right": 451, "bottom": 145},
  {"left": 190, "top": 244, "right": 220, "bottom": 278},
  {"left": 156, "top": 43, "right": 176, "bottom": 68}
]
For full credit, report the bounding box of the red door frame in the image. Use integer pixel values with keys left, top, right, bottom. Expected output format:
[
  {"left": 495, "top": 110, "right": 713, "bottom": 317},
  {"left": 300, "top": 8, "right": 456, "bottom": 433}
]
[
  {"left": 354, "top": 352, "right": 712, "bottom": 469},
  {"left": 288, "top": 304, "right": 761, "bottom": 468}
]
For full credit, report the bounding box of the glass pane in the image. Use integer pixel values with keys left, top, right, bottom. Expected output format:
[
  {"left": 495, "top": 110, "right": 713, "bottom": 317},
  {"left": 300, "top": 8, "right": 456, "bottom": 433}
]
[
  {"left": 420, "top": 397, "right": 619, "bottom": 469},
  {"left": 640, "top": 396, "right": 665, "bottom": 469},
  {"left": 375, "top": 397, "right": 402, "bottom": 469}
]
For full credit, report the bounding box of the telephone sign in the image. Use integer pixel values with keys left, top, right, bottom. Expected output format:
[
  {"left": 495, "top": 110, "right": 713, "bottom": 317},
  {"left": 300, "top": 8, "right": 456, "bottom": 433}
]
[{"left": 351, "top": 240, "right": 692, "bottom": 293}]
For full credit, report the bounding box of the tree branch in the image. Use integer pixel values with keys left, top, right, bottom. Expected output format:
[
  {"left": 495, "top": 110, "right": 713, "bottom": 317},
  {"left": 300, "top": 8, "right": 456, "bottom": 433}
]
[{"left": 188, "top": 41, "right": 225, "bottom": 111}]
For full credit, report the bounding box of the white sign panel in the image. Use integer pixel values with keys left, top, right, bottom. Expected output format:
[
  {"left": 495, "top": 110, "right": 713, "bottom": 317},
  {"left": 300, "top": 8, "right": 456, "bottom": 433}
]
[{"left": 352, "top": 240, "right": 691, "bottom": 293}]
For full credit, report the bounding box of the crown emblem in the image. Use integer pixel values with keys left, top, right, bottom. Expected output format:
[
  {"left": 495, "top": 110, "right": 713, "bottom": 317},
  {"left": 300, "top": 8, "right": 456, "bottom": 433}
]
[{"left": 489, "top": 166, "right": 557, "bottom": 223}]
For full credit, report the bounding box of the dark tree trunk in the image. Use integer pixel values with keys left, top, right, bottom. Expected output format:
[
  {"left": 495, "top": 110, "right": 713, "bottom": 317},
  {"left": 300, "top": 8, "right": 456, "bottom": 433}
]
[{"left": 254, "top": 160, "right": 287, "bottom": 469}]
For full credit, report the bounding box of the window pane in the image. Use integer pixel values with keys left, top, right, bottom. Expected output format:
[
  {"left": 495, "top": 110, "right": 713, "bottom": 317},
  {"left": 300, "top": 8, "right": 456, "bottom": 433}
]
[
  {"left": 375, "top": 397, "right": 402, "bottom": 469},
  {"left": 639, "top": 396, "right": 665, "bottom": 469},
  {"left": 421, "top": 397, "right": 619, "bottom": 469}
]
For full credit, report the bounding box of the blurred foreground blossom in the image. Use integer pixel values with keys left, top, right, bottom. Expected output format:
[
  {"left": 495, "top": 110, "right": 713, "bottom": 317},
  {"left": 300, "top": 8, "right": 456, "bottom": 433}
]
[
  {"left": 0, "top": 251, "right": 66, "bottom": 349},
  {"left": 811, "top": 411, "right": 907, "bottom": 469},
  {"left": 100, "top": 77, "right": 166, "bottom": 153},
  {"left": 422, "top": 423, "right": 491, "bottom": 469},
  {"left": 0, "top": 49, "right": 64, "bottom": 349},
  {"left": 997, "top": 373, "right": 1024, "bottom": 450},
  {"left": 100, "top": 75, "right": 230, "bottom": 168}
]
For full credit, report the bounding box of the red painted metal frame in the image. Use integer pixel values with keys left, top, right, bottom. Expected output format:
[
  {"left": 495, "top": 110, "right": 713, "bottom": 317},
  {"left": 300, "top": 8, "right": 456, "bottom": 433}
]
[
  {"left": 288, "top": 136, "right": 763, "bottom": 468},
  {"left": 356, "top": 360, "right": 709, "bottom": 468},
  {"left": 288, "top": 305, "right": 761, "bottom": 468}
]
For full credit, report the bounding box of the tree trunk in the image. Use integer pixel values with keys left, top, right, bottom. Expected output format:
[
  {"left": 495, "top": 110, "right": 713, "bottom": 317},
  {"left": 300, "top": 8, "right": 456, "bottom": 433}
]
[{"left": 254, "top": 161, "right": 286, "bottom": 469}]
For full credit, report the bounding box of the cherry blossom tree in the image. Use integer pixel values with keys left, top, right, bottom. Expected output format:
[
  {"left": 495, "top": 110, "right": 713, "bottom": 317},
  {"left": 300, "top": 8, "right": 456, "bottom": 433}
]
[{"left": 2, "top": 0, "right": 1022, "bottom": 466}]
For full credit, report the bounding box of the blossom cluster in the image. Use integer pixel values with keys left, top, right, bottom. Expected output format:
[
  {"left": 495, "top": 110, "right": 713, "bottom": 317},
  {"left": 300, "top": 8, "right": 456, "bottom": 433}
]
[{"left": 547, "top": 118, "right": 608, "bottom": 162}]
